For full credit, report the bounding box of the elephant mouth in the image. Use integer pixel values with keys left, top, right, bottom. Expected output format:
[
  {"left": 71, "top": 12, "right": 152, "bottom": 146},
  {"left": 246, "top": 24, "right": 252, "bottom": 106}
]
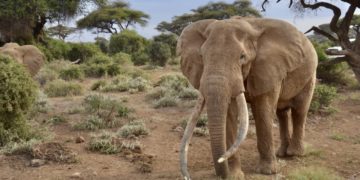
[{"left": 179, "top": 92, "right": 249, "bottom": 180}]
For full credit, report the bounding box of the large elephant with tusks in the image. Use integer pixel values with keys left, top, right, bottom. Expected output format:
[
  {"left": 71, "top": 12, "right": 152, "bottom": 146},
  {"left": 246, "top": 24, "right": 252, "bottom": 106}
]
[{"left": 177, "top": 16, "right": 317, "bottom": 179}]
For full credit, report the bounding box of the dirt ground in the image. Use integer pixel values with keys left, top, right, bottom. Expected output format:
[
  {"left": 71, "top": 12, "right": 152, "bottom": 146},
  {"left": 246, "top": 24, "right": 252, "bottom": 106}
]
[{"left": 0, "top": 67, "right": 359, "bottom": 180}]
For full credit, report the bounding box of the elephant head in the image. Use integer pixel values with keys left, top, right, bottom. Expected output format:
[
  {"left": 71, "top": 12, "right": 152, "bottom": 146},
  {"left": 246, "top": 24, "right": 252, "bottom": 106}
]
[{"left": 0, "top": 43, "right": 45, "bottom": 77}]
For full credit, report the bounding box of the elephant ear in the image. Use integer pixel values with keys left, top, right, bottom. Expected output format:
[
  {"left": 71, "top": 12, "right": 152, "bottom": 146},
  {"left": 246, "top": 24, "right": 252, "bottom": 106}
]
[
  {"left": 20, "top": 45, "right": 45, "bottom": 77},
  {"left": 246, "top": 21, "right": 307, "bottom": 96},
  {"left": 177, "top": 19, "right": 216, "bottom": 89}
]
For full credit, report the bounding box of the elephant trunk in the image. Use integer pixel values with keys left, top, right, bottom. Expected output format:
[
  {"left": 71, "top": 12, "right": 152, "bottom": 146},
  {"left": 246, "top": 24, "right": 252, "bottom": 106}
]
[{"left": 203, "top": 77, "right": 231, "bottom": 178}]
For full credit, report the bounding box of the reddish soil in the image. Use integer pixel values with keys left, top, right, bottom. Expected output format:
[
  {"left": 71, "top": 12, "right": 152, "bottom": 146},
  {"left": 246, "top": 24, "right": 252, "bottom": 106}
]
[{"left": 0, "top": 67, "right": 359, "bottom": 180}]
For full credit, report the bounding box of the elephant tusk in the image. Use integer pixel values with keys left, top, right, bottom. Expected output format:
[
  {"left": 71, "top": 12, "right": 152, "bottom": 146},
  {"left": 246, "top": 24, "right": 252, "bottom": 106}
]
[
  {"left": 218, "top": 93, "right": 249, "bottom": 163},
  {"left": 180, "top": 94, "right": 205, "bottom": 180}
]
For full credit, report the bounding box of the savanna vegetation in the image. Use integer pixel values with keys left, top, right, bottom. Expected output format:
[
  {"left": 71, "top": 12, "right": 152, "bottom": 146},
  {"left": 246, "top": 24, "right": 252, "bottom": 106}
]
[{"left": 0, "top": 0, "right": 359, "bottom": 179}]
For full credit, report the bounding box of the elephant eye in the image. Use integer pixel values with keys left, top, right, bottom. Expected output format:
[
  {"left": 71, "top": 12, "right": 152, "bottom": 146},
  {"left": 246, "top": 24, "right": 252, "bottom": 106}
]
[{"left": 240, "top": 54, "right": 246, "bottom": 60}]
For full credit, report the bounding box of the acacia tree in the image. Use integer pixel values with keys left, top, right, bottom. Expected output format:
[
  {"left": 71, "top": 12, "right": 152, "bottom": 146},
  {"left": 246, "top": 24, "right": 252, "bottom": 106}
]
[
  {"left": 0, "top": 0, "right": 106, "bottom": 43},
  {"left": 47, "top": 25, "right": 77, "bottom": 41},
  {"left": 76, "top": 1, "right": 149, "bottom": 34},
  {"left": 261, "top": 0, "right": 360, "bottom": 83},
  {"left": 156, "top": 0, "right": 261, "bottom": 35}
]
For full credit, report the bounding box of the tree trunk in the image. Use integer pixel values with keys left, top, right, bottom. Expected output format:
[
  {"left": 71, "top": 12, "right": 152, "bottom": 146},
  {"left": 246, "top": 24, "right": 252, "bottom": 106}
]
[
  {"left": 348, "top": 56, "right": 360, "bottom": 83},
  {"left": 33, "top": 15, "right": 47, "bottom": 42},
  {"left": 348, "top": 35, "right": 360, "bottom": 83}
]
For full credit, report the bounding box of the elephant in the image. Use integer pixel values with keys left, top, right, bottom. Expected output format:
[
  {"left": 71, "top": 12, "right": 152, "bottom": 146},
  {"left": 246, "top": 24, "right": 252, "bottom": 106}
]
[
  {"left": 0, "top": 43, "right": 45, "bottom": 77},
  {"left": 177, "top": 16, "right": 317, "bottom": 179}
]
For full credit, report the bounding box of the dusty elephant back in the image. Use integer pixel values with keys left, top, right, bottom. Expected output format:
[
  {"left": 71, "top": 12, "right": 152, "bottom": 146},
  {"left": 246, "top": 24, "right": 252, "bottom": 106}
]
[{"left": 0, "top": 43, "right": 45, "bottom": 77}]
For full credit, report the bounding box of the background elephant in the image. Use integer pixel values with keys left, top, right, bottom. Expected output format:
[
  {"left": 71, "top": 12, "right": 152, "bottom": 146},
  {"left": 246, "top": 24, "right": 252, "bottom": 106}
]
[
  {"left": 0, "top": 43, "right": 45, "bottom": 77},
  {"left": 177, "top": 16, "right": 317, "bottom": 179}
]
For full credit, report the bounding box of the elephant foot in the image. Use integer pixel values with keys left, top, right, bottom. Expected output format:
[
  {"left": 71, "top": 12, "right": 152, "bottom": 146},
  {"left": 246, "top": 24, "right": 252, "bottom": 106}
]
[
  {"left": 286, "top": 141, "right": 305, "bottom": 156},
  {"left": 276, "top": 144, "right": 288, "bottom": 157},
  {"left": 256, "top": 160, "right": 277, "bottom": 175},
  {"left": 228, "top": 169, "right": 245, "bottom": 180}
]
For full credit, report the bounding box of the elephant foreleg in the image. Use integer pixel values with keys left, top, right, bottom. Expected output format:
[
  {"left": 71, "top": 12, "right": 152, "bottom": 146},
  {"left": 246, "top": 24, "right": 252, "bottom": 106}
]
[{"left": 251, "top": 89, "right": 280, "bottom": 175}]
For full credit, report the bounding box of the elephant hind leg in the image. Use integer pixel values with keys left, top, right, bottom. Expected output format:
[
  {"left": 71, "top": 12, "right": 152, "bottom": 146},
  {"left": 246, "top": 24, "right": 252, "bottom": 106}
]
[
  {"left": 276, "top": 108, "right": 291, "bottom": 157},
  {"left": 287, "top": 76, "right": 316, "bottom": 156},
  {"left": 226, "top": 98, "right": 245, "bottom": 179}
]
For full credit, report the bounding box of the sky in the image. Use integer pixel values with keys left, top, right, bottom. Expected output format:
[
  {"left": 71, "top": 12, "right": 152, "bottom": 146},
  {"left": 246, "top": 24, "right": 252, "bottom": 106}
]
[{"left": 66, "top": 0, "right": 356, "bottom": 42}]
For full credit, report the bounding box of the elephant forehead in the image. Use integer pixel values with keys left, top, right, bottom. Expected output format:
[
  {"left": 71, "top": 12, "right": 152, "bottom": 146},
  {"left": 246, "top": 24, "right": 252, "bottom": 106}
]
[{"left": 207, "top": 19, "right": 253, "bottom": 36}]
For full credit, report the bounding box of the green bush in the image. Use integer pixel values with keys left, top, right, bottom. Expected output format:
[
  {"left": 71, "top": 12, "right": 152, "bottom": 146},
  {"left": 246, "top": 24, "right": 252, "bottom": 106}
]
[
  {"left": 73, "top": 115, "right": 107, "bottom": 131},
  {"left": 179, "top": 87, "right": 198, "bottom": 100},
  {"left": 156, "top": 74, "right": 190, "bottom": 90},
  {"left": 148, "top": 41, "right": 172, "bottom": 67},
  {"left": 147, "top": 74, "right": 197, "bottom": 108},
  {"left": 313, "top": 41, "right": 355, "bottom": 87},
  {"left": 88, "top": 131, "right": 142, "bottom": 154},
  {"left": 1, "top": 139, "right": 40, "bottom": 155},
  {"left": 35, "top": 67, "right": 59, "bottom": 86},
  {"left": 117, "top": 120, "right": 149, "bottom": 138},
  {"left": 45, "top": 60, "right": 73, "bottom": 73},
  {"left": 154, "top": 95, "right": 179, "bottom": 108},
  {"left": 95, "top": 37, "right": 109, "bottom": 54},
  {"left": 83, "top": 94, "right": 131, "bottom": 119},
  {"left": 310, "top": 84, "right": 337, "bottom": 113},
  {"left": 109, "top": 30, "right": 146, "bottom": 55},
  {"left": 91, "top": 80, "right": 107, "bottom": 91},
  {"left": 112, "top": 52, "right": 133, "bottom": 66},
  {"left": 67, "top": 43, "right": 102, "bottom": 62},
  {"left": 30, "top": 90, "right": 50, "bottom": 114},
  {"left": 59, "top": 66, "right": 84, "bottom": 81},
  {"left": 131, "top": 51, "right": 149, "bottom": 65},
  {"left": 86, "top": 54, "right": 112, "bottom": 65},
  {"left": 0, "top": 55, "right": 38, "bottom": 146},
  {"left": 107, "top": 64, "right": 126, "bottom": 77},
  {"left": 36, "top": 39, "right": 71, "bottom": 61},
  {"left": 82, "top": 64, "right": 108, "bottom": 78},
  {"left": 102, "top": 75, "right": 150, "bottom": 93},
  {"left": 88, "top": 131, "right": 120, "bottom": 154},
  {"left": 317, "top": 62, "right": 355, "bottom": 87},
  {"left": 153, "top": 33, "right": 177, "bottom": 57},
  {"left": 44, "top": 79, "right": 83, "bottom": 97}
]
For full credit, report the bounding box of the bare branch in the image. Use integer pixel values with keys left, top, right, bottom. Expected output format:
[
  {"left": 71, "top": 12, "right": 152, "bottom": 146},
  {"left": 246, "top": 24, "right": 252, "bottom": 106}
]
[
  {"left": 300, "top": 0, "right": 341, "bottom": 32},
  {"left": 325, "top": 49, "right": 350, "bottom": 56},
  {"left": 261, "top": 0, "right": 270, "bottom": 12},
  {"left": 305, "top": 26, "right": 338, "bottom": 42},
  {"left": 338, "top": 3, "right": 357, "bottom": 46},
  {"left": 319, "top": 56, "right": 347, "bottom": 66},
  {"left": 288, "top": 0, "right": 293, "bottom": 8}
]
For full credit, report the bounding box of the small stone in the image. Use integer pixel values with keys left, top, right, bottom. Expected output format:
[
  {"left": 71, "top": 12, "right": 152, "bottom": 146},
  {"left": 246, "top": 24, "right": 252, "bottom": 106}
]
[
  {"left": 30, "top": 159, "right": 45, "bottom": 167},
  {"left": 75, "top": 136, "right": 85, "bottom": 143},
  {"left": 70, "top": 172, "right": 81, "bottom": 179},
  {"left": 125, "top": 154, "right": 134, "bottom": 160},
  {"left": 174, "top": 126, "right": 184, "bottom": 132}
]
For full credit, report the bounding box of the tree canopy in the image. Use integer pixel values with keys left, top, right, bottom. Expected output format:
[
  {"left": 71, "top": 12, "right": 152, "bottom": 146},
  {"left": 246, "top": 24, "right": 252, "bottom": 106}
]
[
  {"left": 76, "top": 1, "right": 150, "bottom": 34},
  {"left": 156, "top": 0, "right": 261, "bottom": 35},
  {"left": 0, "top": 0, "right": 105, "bottom": 43}
]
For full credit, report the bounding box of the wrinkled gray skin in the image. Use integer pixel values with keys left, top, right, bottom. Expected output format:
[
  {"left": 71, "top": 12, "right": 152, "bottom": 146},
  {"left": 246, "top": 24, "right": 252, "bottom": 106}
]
[{"left": 177, "top": 17, "right": 317, "bottom": 179}]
